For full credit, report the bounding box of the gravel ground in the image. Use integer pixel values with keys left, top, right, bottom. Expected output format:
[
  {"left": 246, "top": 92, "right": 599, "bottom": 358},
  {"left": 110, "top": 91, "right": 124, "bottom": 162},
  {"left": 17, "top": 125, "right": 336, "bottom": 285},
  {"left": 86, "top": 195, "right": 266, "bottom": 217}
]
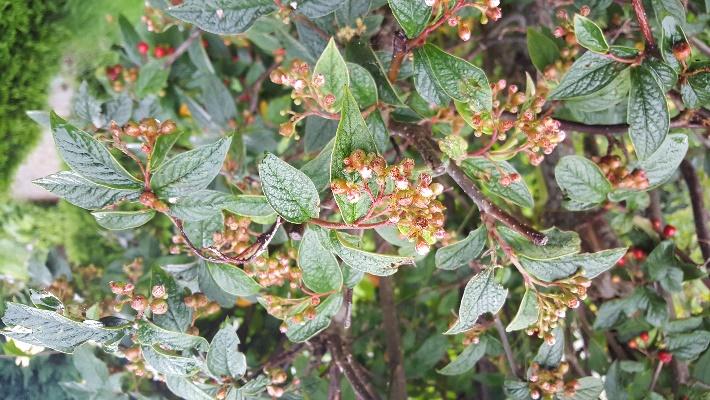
[{"left": 10, "top": 76, "right": 72, "bottom": 201}]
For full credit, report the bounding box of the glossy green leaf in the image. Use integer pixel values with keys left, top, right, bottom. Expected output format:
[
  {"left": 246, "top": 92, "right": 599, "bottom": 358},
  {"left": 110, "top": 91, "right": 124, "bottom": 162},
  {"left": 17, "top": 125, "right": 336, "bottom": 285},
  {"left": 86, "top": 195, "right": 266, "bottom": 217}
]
[
  {"left": 418, "top": 44, "right": 492, "bottom": 111},
  {"left": 184, "top": 213, "right": 224, "bottom": 248},
  {"left": 151, "top": 137, "right": 232, "bottom": 197},
  {"left": 314, "top": 38, "right": 349, "bottom": 112},
  {"left": 519, "top": 247, "right": 626, "bottom": 282},
  {"left": 645, "top": 58, "right": 678, "bottom": 92},
  {"left": 445, "top": 269, "right": 507, "bottom": 335},
  {"left": 207, "top": 322, "right": 246, "bottom": 378},
  {"left": 637, "top": 133, "right": 688, "bottom": 187},
  {"left": 435, "top": 226, "right": 487, "bottom": 270},
  {"left": 286, "top": 293, "right": 343, "bottom": 342},
  {"left": 205, "top": 262, "right": 262, "bottom": 297},
  {"left": 152, "top": 267, "right": 193, "bottom": 333},
  {"left": 526, "top": 28, "right": 560, "bottom": 71},
  {"left": 499, "top": 227, "right": 581, "bottom": 261},
  {"left": 506, "top": 289, "right": 539, "bottom": 332},
  {"left": 136, "top": 60, "right": 170, "bottom": 98},
  {"left": 557, "top": 377, "right": 604, "bottom": 400},
  {"left": 533, "top": 326, "right": 564, "bottom": 368},
  {"left": 549, "top": 52, "right": 627, "bottom": 99},
  {"left": 167, "top": 0, "right": 277, "bottom": 35},
  {"left": 345, "top": 39, "right": 403, "bottom": 105},
  {"left": 645, "top": 241, "right": 684, "bottom": 292},
  {"left": 297, "top": 0, "right": 343, "bottom": 18},
  {"left": 573, "top": 14, "right": 609, "bottom": 53},
  {"left": 142, "top": 345, "right": 202, "bottom": 376},
  {"left": 298, "top": 228, "right": 343, "bottom": 293},
  {"left": 136, "top": 320, "right": 209, "bottom": 352},
  {"left": 413, "top": 48, "right": 450, "bottom": 106},
  {"left": 628, "top": 65, "right": 669, "bottom": 160},
  {"left": 331, "top": 88, "right": 379, "bottom": 223},
  {"left": 166, "top": 376, "right": 212, "bottom": 400},
  {"left": 259, "top": 153, "right": 320, "bottom": 223},
  {"left": 437, "top": 337, "right": 488, "bottom": 375},
  {"left": 329, "top": 230, "right": 414, "bottom": 276},
  {"left": 50, "top": 113, "right": 140, "bottom": 187},
  {"left": 0, "top": 302, "right": 126, "bottom": 353},
  {"left": 555, "top": 155, "right": 612, "bottom": 205},
  {"left": 461, "top": 157, "right": 534, "bottom": 208},
  {"left": 91, "top": 209, "right": 156, "bottom": 230},
  {"left": 347, "top": 62, "right": 377, "bottom": 108},
  {"left": 388, "top": 0, "right": 431, "bottom": 38},
  {"left": 667, "top": 331, "right": 710, "bottom": 361},
  {"left": 681, "top": 63, "right": 710, "bottom": 108},
  {"left": 660, "top": 16, "right": 689, "bottom": 73},
  {"left": 33, "top": 171, "right": 141, "bottom": 210}
]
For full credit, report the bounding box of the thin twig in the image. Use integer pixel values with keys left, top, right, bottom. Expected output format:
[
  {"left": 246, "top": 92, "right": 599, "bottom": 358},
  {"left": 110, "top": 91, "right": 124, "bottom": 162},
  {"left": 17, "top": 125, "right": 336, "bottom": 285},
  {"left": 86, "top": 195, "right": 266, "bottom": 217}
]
[
  {"left": 680, "top": 160, "right": 710, "bottom": 263},
  {"left": 163, "top": 28, "right": 201, "bottom": 67},
  {"left": 494, "top": 317, "right": 520, "bottom": 378},
  {"left": 379, "top": 276, "right": 407, "bottom": 400},
  {"left": 649, "top": 360, "right": 663, "bottom": 392},
  {"left": 631, "top": 0, "right": 657, "bottom": 54}
]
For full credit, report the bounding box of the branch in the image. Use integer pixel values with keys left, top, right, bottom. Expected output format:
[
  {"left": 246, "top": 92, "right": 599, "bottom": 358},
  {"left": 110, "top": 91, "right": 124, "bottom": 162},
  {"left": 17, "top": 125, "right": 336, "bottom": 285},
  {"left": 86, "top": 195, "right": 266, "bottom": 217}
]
[
  {"left": 494, "top": 317, "right": 520, "bottom": 378},
  {"left": 631, "top": 0, "right": 657, "bottom": 54},
  {"left": 327, "top": 333, "right": 380, "bottom": 400},
  {"left": 554, "top": 108, "right": 707, "bottom": 135},
  {"left": 379, "top": 276, "right": 407, "bottom": 400},
  {"left": 163, "top": 28, "right": 201, "bottom": 68},
  {"left": 680, "top": 160, "right": 710, "bottom": 262},
  {"left": 389, "top": 121, "right": 548, "bottom": 245}
]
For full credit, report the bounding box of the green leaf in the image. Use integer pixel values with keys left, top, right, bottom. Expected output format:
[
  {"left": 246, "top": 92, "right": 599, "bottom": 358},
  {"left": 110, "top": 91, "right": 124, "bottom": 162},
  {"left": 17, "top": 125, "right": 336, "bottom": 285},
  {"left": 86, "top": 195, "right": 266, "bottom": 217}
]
[
  {"left": 573, "top": 14, "right": 609, "bottom": 53},
  {"left": 435, "top": 226, "right": 487, "bottom": 270},
  {"left": 329, "top": 230, "right": 414, "bottom": 276},
  {"left": 413, "top": 48, "right": 450, "bottom": 107},
  {"left": 336, "top": 0, "right": 370, "bottom": 25},
  {"left": 638, "top": 133, "right": 688, "bottom": 188},
  {"left": 533, "top": 326, "right": 564, "bottom": 368},
  {"left": 314, "top": 38, "right": 349, "bottom": 112},
  {"left": 207, "top": 322, "right": 246, "bottom": 378},
  {"left": 73, "top": 81, "right": 103, "bottom": 128},
  {"left": 170, "top": 190, "right": 275, "bottom": 222},
  {"left": 499, "top": 226, "right": 581, "bottom": 261},
  {"left": 136, "top": 60, "right": 170, "bottom": 98},
  {"left": 142, "top": 345, "right": 203, "bottom": 376},
  {"left": 388, "top": 0, "right": 431, "bottom": 38},
  {"left": 628, "top": 65, "right": 669, "bottom": 160},
  {"left": 136, "top": 320, "right": 209, "bottom": 352},
  {"left": 645, "top": 241, "right": 684, "bottom": 292},
  {"left": 33, "top": 171, "right": 141, "bottom": 210},
  {"left": 205, "top": 262, "right": 262, "bottom": 297},
  {"left": 166, "top": 376, "right": 212, "bottom": 400},
  {"left": 660, "top": 16, "right": 689, "bottom": 73},
  {"left": 331, "top": 88, "right": 379, "bottom": 223},
  {"left": 0, "top": 302, "right": 126, "bottom": 353},
  {"left": 347, "top": 62, "right": 378, "bottom": 108},
  {"left": 91, "top": 209, "right": 155, "bottom": 230},
  {"left": 461, "top": 157, "right": 534, "bottom": 208},
  {"left": 259, "top": 153, "right": 320, "bottom": 223},
  {"left": 150, "top": 131, "right": 182, "bottom": 172},
  {"left": 118, "top": 15, "right": 143, "bottom": 66},
  {"left": 557, "top": 377, "right": 604, "bottom": 400},
  {"left": 667, "top": 331, "right": 710, "bottom": 361},
  {"left": 437, "top": 337, "right": 488, "bottom": 375},
  {"left": 298, "top": 228, "right": 343, "bottom": 293},
  {"left": 555, "top": 155, "right": 612, "bottom": 205},
  {"left": 30, "top": 290, "right": 64, "bottom": 312},
  {"left": 445, "top": 269, "right": 508, "bottom": 335},
  {"left": 506, "top": 289, "right": 539, "bottom": 331},
  {"left": 152, "top": 137, "right": 232, "bottom": 197},
  {"left": 644, "top": 290, "right": 669, "bottom": 327},
  {"left": 549, "top": 52, "right": 627, "bottom": 99},
  {"left": 526, "top": 28, "right": 560, "bottom": 71},
  {"left": 504, "top": 380, "right": 531, "bottom": 400},
  {"left": 645, "top": 58, "right": 678, "bottom": 92},
  {"left": 50, "top": 113, "right": 140, "bottom": 187},
  {"left": 345, "top": 39, "right": 403, "bottom": 105},
  {"left": 72, "top": 344, "right": 110, "bottom": 389},
  {"left": 418, "top": 44, "right": 492, "bottom": 111},
  {"left": 519, "top": 248, "right": 626, "bottom": 282},
  {"left": 302, "top": 138, "right": 335, "bottom": 191},
  {"left": 167, "top": 0, "right": 277, "bottom": 35},
  {"left": 286, "top": 293, "right": 343, "bottom": 342},
  {"left": 681, "top": 63, "right": 710, "bottom": 108},
  {"left": 297, "top": 0, "right": 343, "bottom": 18},
  {"left": 184, "top": 213, "right": 224, "bottom": 248}
]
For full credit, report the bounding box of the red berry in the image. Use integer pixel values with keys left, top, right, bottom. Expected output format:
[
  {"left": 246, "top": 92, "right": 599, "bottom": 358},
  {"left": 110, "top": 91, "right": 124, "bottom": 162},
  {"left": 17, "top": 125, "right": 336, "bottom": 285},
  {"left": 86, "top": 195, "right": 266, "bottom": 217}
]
[
  {"left": 663, "top": 224, "right": 677, "bottom": 238},
  {"left": 137, "top": 41, "right": 149, "bottom": 55},
  {"left": 167, "top": 46, "right": 175, "bottom": 55},
  {"left": 651, "top": 218, "right": 661, "bottom": 231},
  {"left": 154, "top": 46, "right": 167, "bottom": 58},
  {"left": 632, "top": 248, "right": 646, "bottom": 261},
  {"left": 628, "top": 339, "right": 638, "bottom": 349},
  {"left": 616, "top": 257, "right": 626, "bottom": 267},
  {"left": 640, "top": 331, "right": 649, "bottom": 342},
  {"left": 658, "top": 351, "right": 672, "bottom": 363}
]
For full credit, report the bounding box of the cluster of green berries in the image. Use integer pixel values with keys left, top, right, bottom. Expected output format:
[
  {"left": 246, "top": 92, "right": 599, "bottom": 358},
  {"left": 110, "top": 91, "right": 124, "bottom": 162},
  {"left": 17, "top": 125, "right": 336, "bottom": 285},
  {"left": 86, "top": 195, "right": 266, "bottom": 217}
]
[
  {"left": 109, "top": 281, "right": 168, "bottom": 318},
  {"left": 269, "top": 60, "right": 335, "bottom": 138},
  {"left": 525, "top": 274, "right": 592, "bottom": 343},
  {"left": 594, "top": 155, "right": 650, "bottom": 190},
  {"left": 528, "top": 361, "right": 580, "bottom": 399}
]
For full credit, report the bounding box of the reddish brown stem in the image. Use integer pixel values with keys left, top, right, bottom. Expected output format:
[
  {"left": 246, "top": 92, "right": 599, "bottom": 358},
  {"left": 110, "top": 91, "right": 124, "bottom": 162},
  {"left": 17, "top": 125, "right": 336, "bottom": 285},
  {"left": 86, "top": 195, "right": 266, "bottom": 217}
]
[
  {"left": 631, "top": 0, "right": 657, "bottom": 53},
  {"left": 680, "top": 160, "right": 710, "bottom": 262}
]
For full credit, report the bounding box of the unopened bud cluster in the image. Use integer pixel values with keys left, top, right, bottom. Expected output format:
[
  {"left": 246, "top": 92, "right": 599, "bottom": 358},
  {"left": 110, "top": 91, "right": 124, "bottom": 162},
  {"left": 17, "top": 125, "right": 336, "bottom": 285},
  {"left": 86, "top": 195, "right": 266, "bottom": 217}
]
[
  {"left": 184, "top": 292, "right": 221, "bottom": 326},
  {"left": 123, "top": 346, "right": 152, "bottom": 378},
  {"left": 110, "top": 117, "right": 177, "bottom": 155},
  {"left": 269, "top": 60, "right": 336, "bottom": 137},
  {"left": 109, "top": 281, "right": 168, "bottom": 318},
  {"left": 433, "top": 0, "right": 501, "bottom": 29},
  {"left": 594, "top": 155, "right": 649, "bottom": 190},
  {"left": 264, "top": 368, "right": 289, "bottom": 398},
  {"left": 104, "top": 64, "right": 139, "bottom": 92},
  {"left": 528, "top": 362, "right": 580, "bottom": 399},
  {"left": 331, "top": 150, "right": 447, "bottom": 255},
  {"left": 262, "top": 295, "right": 321, "bottom": 332},
  {"left": 524, "top": 274, "right": 591, "bottom": 342},
  {"left": 246, "top": 249, "right": 301, "bottom": 288}
]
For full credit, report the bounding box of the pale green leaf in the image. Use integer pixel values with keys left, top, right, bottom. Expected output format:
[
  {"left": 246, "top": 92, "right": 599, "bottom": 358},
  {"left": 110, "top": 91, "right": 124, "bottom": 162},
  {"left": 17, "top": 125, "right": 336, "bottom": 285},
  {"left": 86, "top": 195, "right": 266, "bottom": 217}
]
[
  {"left": 388, "top": 0, "right": 431, "bottom": 38},
  {"left": 437, "top": 337, "right": 488, "bottom": 375},
  {"left": 573, "top": 14, "right": 609, "bottom": 53},
  {"left": 298, "top": 228, "right": 343, "bottom": 293},
  {"left": 314, "top": 38, "right": 349, "bottom": 111},
  {"left": 33, "top": 171, "right": 141, "bottom": 210},
  {"left": 628, "top": 65, "right": 669, "bottom": 160},
  {"left": 167, "top": 0, "right": 277, "bottom": 35},
  {"left": 549, "top": 52, "right": 627, "bottom": 99},
  {"left": 445, "top": 269, "right": 507, "bottom": 335},
  {"left": 461, "top": 157, "right": 534, "bottom": 208},
  {"left": 205, "top": 262, "right": 262, "bottom": 297},
  {"left": 555, "top": 155, "right": 611, "bottom": 205},
  {"left": 519, "top": 248, "right": 626, "bottom": 282},
  {"left": 506, "top": 289, "right": 539, "bottom": 332},
  {"left": 329, "top": 230, "right": 414, "bottom": 276},
  {"left": 498, "top": 227, "right": 581, "bottom": 261},
  {"left": 435, "top": 226, "right": 486, "bottom": 270},
  {"left": 92, "top": 209, "right": 155, "bottom": 230},
  {"left": 259, "top": 153, "right": 320, "bottom": 223},
  {"left": 286, "top": 293, "right": 343, "bottom": 342}
]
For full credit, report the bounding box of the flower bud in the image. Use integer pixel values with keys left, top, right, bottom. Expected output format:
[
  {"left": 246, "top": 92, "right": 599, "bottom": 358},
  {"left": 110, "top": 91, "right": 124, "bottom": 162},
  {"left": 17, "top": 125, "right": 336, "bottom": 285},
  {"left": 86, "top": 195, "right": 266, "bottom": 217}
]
[
  {"left": 159, "top": 120, "right": 177, "bottom": 135},
  {"left": 131, "top": 295, "right": 148, "bottom": 312},
  {"left": 151, "top": 285, "right": 166, "bottom": 298},
  {"left": 672, "top": 42, "right": 691, "bottom": 61},
  {"left": 109, "top": 281, "right": 125, "bottom": 295},
  {"left": 151, "top": 299, "right": 168, "bottom": 315},
  {"left": 312, "top": 73, "right": 325, "bottom": 87}
]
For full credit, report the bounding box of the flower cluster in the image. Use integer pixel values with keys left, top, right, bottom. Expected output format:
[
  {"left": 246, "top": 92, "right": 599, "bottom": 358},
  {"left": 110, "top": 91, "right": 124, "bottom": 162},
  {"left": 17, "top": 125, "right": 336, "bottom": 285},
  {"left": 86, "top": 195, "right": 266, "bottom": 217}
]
[
  {"left": 109, "top": 281, "right": 168, "bottom": 318},
  {"left": 247, "top": 249, "right": 301, "bottom": 288},
  {"left": 104, "top": 64, "right": 139, "bottom": 92},
  {"left": 331, "top": 150, "right": 447, "bottom": 255},
  {"left": 594, "top": 155, "right": 650, "bottom": 190},
  {"left": 525, "top": 274, "right": 592, "bottom": 343},
  {"left": 183, "top": 293, "right": 221, "bottom": 334},
  {"left": 110, "top": 117, "right": 177, "bottom": 155},
  {"left": 428, "top": 0, "right": 502, "bottom": 28},
  {"left": 528, "top": 361, "right": 581, "bottom": 399},
  {"left": 269, "top": 60, "right": 336, "bottom": 138},
  {"left": 336, "top": 18, "right": 367, "bottom": 42},
  {"left": 518, "top": 113, "right": 566, "bottom": 166}
]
